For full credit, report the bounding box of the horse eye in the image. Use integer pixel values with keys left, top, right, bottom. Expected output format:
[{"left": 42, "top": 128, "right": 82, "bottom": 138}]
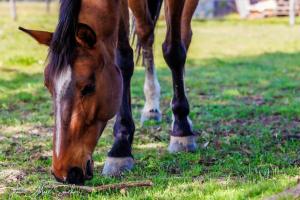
[{"left": 81, "top": 84, "right": 95, "bottom": 96}]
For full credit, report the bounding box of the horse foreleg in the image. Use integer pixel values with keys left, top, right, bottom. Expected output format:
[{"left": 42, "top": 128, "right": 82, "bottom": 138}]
[{"left": 102, "top": 1, "right": 135, "bottom": 176}]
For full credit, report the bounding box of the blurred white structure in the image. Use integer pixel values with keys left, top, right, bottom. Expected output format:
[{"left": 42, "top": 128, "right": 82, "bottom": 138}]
[
  {"left": 289, "top": 0, "right": 296, "bottom": 25},
  {"left": 226, "top": 0, "right": 298, "bottom": 26},
  {"left": 250, "top": 0, "right": 277, "bottom": 12},
  {"left": 235, "top": 0, "right": 251, "bottom": 18},
  {"left": 10, "top": 0, "right": 17, "bottom": 21}
]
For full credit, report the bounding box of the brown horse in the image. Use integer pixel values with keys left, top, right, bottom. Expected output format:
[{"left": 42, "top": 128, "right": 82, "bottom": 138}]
[{"left": 20, "top": 0, "right": 199, "bottom": 185}]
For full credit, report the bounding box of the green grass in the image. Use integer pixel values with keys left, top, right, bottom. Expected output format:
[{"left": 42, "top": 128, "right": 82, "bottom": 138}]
[{"left": 1, "top": 2, "right": 300, "bottom": 200}]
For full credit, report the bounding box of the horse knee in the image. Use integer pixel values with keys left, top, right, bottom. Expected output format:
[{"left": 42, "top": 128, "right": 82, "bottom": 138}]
[
  {"left": 172, "top": 97, "right": 189, "bottom": 117},
  {"left": 116, "top": 46, "right": 134, "bottom": 79},
  {"left": 136, "top": 22, "right": 154, "bottom": 47}
]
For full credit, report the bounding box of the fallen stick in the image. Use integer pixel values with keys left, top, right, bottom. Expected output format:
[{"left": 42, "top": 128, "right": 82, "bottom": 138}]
[{"left": 48, "top": 181, "right": 153, "bottom": 193}]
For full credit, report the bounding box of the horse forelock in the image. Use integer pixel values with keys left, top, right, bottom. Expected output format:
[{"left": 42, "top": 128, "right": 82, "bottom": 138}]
[{"left": 47, "top": 0, "right": 81, "bottom": 78}]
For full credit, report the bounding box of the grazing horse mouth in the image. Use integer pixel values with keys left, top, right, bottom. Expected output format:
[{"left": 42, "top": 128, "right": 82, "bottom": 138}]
[
  {"left": 51, "top": 159, "right": 94, "bottom": 185},
  {"left": 51, "top": 170, "right": 65, "bottom": 183}
]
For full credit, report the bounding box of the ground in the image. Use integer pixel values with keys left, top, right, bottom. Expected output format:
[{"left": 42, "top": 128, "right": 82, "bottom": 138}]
[{"left": 0, "top": 2, "right": 300, "bottom": 200}]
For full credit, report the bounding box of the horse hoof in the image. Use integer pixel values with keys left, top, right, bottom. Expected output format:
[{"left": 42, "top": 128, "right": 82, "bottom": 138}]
[
  {"left": 168, "top": 136, "right": 197, "bottom": 153},
  {"left": 102, "top": 157, "right": 134, "bottom": 176},
  {"left": 141, "top": 109, "right": 162, "bottom": 124}
]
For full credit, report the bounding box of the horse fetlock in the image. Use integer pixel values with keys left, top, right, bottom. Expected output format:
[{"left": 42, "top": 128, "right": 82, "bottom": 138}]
[
  {"left": 142, "top": 69, "right": 161, "bottom": 124},
  {"left": 141, "top": 107, "right": 162, "bottom": 124},
  {"left": 171, "top": 97, "right": 190, "bottom": 117}
]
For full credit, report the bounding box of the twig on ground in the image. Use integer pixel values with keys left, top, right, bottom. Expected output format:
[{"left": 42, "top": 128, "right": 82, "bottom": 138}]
[{"left": 47, "top": 181, "right": 153, "bottom": 193}]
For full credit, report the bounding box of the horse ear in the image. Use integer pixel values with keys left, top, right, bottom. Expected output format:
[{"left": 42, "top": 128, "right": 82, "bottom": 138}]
[
  {"left": 76, "top": 23, "right": 97, "bottom": 48},
  {"left": 19, "top": 27, "right": 53, "bottom": 46}
]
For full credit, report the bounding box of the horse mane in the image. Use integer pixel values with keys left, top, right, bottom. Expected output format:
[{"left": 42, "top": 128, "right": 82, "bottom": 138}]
[{"left": 48, "top": 0, "right": 81, "bottom": 77}]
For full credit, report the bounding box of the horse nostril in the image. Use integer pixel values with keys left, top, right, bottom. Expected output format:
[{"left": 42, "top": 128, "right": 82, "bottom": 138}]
[
  {"left": 86, "top": 160, "right": 93, "bottom": 179},
  {"left": 66, "top": 167, "right": 84, "bottom": 185}
]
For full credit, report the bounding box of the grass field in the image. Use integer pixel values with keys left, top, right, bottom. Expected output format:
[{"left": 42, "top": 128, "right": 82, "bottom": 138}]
[{"left": 1, "top": 2, "right": 300, "bottom": 200}]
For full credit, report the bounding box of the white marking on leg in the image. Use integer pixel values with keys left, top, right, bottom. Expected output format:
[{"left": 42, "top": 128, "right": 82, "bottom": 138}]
[
  {"left": 55, "top": 66, "right": 72, "bottom": 157},
  {"left": 141, "top": 49, "right": 161, "bottom": 122},
  {"left": 171, "top": 114, "right": 193, "bottom": 131},
  {"left": 171, "top": 113, "right": 175, "bottom": 131},
  {"left": 143, "top": 67, "right": 161, "bottom": 112}
]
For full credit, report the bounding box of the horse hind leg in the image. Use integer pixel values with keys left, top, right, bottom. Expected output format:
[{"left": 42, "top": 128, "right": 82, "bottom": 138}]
[
  {"left": 163, "top": 0, "right": 198, "bottom": 153},
  {"left": 103, "top": 46, "right": 134, "bottom": 176},
  {"left": 130, "top": 0, "right": 163, "bottom": 124},
  {"left": 141, "top": 36, "right": 162, "bottom": 124},
  {"left": 102, "top": 46, "right": 135, "bottom": 176}
]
